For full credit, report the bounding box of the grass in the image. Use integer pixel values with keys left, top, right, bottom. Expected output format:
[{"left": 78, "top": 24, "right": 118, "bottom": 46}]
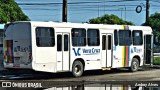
[{"left": 153, "top": 57, "right": 160, "bottom": 65}]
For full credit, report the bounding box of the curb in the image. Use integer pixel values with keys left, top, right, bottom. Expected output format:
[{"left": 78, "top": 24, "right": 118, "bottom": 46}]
[{"left": 151, "top": 65, "right": 160, "bottom": 69}]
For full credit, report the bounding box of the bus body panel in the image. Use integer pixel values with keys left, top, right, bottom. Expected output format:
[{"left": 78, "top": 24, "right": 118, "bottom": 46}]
[
  {"left": 71, "top": 46, "right": 102, "bottom": 70},
  {"left": 30, "top": 23, "right": 57, "bottom": 72},
  {"left": 112, "top": 45, "right": 144, "bottom": 68}
]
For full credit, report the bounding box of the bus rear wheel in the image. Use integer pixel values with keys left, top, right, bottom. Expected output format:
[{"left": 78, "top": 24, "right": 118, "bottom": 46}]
[
  {"left": 130, "top": 58, "right": 139, "bottom": 72},
  {"left": 72, "top": 61, "right": 84, "bottom": 77}
]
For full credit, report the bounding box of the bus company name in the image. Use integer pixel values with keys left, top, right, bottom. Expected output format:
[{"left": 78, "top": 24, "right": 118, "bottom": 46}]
[
  {"left": 14, "top": 46, "right": 32, "bottom": 52},
  {"left": 131, "top": 47, "right": 142, "bottom": 53},
  {"left": 73, "top": 48, "right": 100, "bottom": 56}
]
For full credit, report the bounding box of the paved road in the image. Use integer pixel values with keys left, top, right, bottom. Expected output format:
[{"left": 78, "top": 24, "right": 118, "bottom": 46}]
[
  {"left": 0, "top": 66, "right": 159, "bottom": 81},
  {"left": 0, "top": 67, "right": 159, "bottom": 88},
  {"left": 45, "top": 68, "right": 160, "bottom": 81}
]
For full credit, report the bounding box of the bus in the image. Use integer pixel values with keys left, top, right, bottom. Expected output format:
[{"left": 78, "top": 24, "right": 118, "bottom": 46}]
[{"left": 3, "top": 21, "right": 153, "bottom": 77}]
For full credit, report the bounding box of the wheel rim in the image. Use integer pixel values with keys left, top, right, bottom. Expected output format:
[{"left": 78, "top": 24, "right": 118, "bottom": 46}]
[
  {"left": 133, "top": 62, "right": 138, "bottom": 70},
  {"left": 75, "top": 64, "right": 81, "bottom": 75}
]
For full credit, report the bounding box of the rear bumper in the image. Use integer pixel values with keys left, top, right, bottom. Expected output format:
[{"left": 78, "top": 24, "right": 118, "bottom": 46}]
[{"left": 4, "top": 63, "right": 32, "bottom": 69}]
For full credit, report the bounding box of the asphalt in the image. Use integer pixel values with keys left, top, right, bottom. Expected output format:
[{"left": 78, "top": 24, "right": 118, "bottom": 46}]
[
  {"left": 0, "top": 65, "right": 159, "bottom": 89},
  {"left": 0, "top": 65, "right": 159, "bottom": 80}
]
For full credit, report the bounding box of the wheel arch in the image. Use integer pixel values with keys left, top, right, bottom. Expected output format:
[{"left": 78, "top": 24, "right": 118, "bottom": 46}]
[
  {"left": 71, "top": 58, "right": 85, "bottom": 77},
  {"left": 72, "top": 58, "right": 85, "bottom": 70},
  {"left": 132, "top": 55, "right": 141, "bottom": 65},
  {"left": 130, "top": 56, "right": 140, "bottom": 72}
]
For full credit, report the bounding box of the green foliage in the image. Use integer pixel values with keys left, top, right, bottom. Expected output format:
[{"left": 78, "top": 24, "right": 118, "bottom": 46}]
[
  {"left": 0, "top": 0, "right": 30, "bottom": 23},
  {"left": 143, "top": 13, "right": 160, "bottom": 31},
  {"left": 89, "top": 14, "right": 134, "bottom": 25},
  {"left": 153, "top": 57, "right": 160, "bottom": 65},
  {"left": 142, "top": 13, "right": 160, "bottom": 45}
]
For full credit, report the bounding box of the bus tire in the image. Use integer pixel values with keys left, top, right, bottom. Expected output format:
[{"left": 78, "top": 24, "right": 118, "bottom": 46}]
[
  {"left": 130, "top": 58, "right": 139, "bottom": 72},
  {"left": 72, "top": 61, "right": 84, "bottom": 77}
]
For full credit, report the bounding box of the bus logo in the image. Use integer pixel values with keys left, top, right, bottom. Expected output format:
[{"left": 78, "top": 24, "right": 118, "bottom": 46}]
[
  {"left": 72, "top": 48, "right": 81, "bottom": 56},
  {"left": 131, "top": 47, "right": 142, "bottom": 53}
]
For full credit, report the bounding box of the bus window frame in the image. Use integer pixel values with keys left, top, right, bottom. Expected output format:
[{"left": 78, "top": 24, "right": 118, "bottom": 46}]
[
  {"left": 132, "top": 30, "right": 143, "bottom": 46},
  {"left": 35, "top": 27, "right": 55, "bottom": 47},
  {"left": 87, "top": 29, "right": 100, "bottom": 46},
  {"left": 118, "top": 30, "right": 132, "bottom": 46},
  {"left": 71, "top": 28, "right": 86, "bottom": 47}
]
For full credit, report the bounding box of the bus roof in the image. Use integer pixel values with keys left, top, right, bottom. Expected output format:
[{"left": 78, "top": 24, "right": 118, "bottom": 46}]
[
  {"left": 12, "top": 21, "right": 152, "bottom": 31},
  {"left": 0, "top": 24, "right": 5, "bottom": 29}
]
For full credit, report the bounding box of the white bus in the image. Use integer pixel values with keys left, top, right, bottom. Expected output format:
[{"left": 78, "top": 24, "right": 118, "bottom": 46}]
[{"left": 3, "top": 21, "right": 153, "bottom": 77}]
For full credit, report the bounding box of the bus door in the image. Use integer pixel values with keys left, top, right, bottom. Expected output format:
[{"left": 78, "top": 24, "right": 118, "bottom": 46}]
[
  {"left": 144, "top": 35, "right": 153, "bottom": 65},
  {"left": 56, "top": 33, "right": 70, "bottom": 71},
  {"left": 102, "top": 34, "right": 112, "bottom": 67}
]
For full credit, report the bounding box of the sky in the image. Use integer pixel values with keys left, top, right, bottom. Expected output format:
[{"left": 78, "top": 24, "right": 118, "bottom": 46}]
[{"left": 14, "top": 0, "right": 160, "bottom": 25}]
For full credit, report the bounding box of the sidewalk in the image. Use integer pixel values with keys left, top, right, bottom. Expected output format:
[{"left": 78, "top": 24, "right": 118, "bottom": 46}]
[
  {"left": 151, "top": 65, "right": 160, "bottom": 69},
  {"left": 143, "top": 64, "right": 160, "bottom": 69}
]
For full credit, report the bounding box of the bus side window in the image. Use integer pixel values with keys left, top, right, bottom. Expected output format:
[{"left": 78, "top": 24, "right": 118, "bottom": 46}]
[
  {"left": 36, "top": 27, "right": 55, "bottom": 47},
  {"left": 132, "top": 30, "right": 143, "bottom": 45},
  {"left": 114, "top": 30, "right": 118, "bottom": 46},
  {"left": 71, "top": 28, "right": 86, "bottom": 46},
  {"left": 87, "top": 29, "right": 100, "bottom": 46},
  {"left": 119, "top": 30, "right": 131, "bottom": 46}
]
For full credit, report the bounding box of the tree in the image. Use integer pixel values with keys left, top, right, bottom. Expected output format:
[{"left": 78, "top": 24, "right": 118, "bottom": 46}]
[
  {"left": 142, "top": 13, "right": 160, "bottom": 45},
  {"left": 89, "top": 14, "right": 134, "bottom": 25},
  {"left": 0, "top": 0, "right": 30, "bottom": 23},
  {"left": 142, "top": 13, "right": 160, "bottom": 31}
]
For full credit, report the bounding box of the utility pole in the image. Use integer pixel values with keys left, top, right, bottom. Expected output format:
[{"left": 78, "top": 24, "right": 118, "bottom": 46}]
[
  {"left": 62, "top": 0, "right": 67, "bottom": 22},
  {"left": 98, "top": 0, "right": 100, "bottom": 17},
  {"left": 104, "top": 0, "right": 106, "bottom": 14},
  {"left": 124, "top": 6, "right": 126, "bottom": 21},
  {"left": 146, "top": 0, "right": 149, "bottom": 25},
  {"left": 120, "top": 8, "right": 123, "bottom": 19}
]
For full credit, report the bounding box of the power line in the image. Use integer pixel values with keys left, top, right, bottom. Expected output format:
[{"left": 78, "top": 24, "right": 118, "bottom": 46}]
[
  {"left": 150, "top": 0, "right": 160, "bottom": 3},
  {"left": 17, "top": 0, "right": 146, "bottom": 6},
  {"left": 17, "top": 0, "right": 160, "bottom": 18}
]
